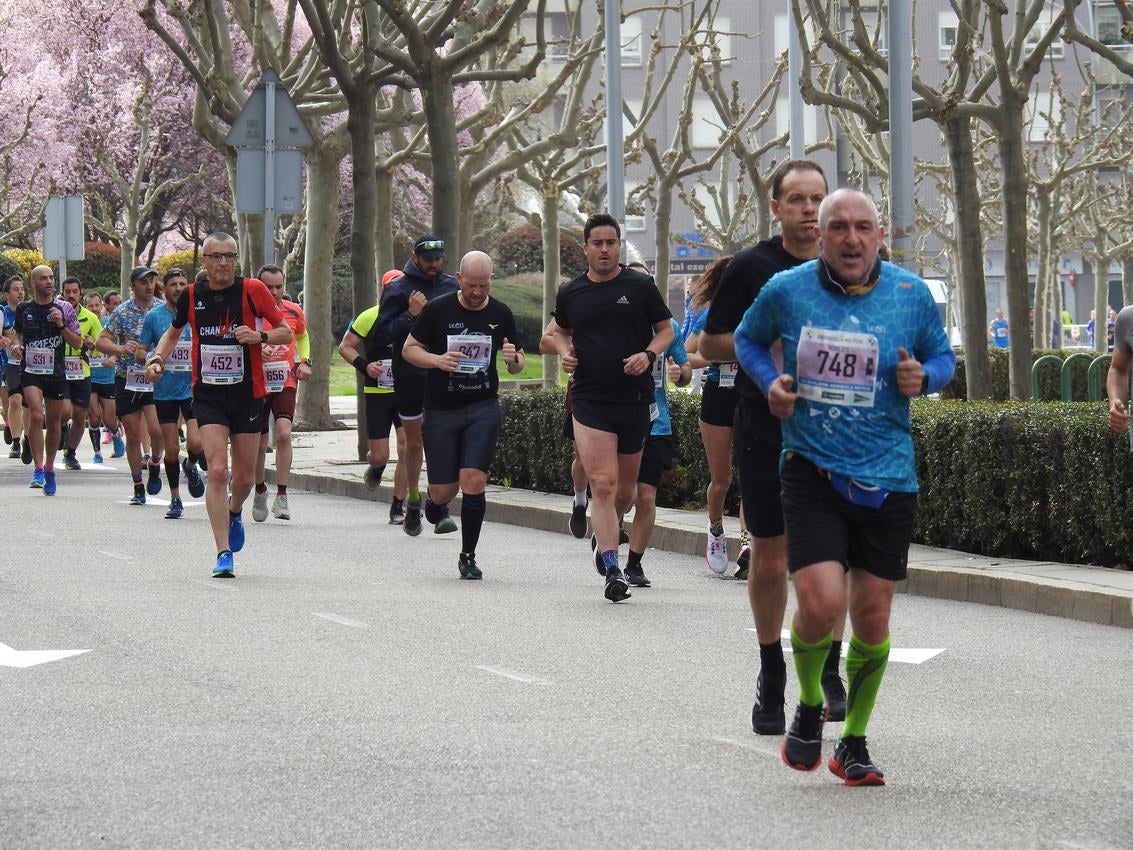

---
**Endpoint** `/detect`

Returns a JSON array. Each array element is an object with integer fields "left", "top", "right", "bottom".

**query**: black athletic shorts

[
  {"left": 194, "top": 392, "right": 266, "bottom": 435},
  {"left": 20, "top": 372, "right": 66, "bottom": 401},
  {"left": 699, "top": 379, "right": 738, "bottom": 428},
  {"left": 4, "top": 364, "right": 23, "bottom": 394},
  {"left": 364, "top": 392, "right": 402, "bottom": 440},
  {"left": 561, "top": 381, "right": 575, "bottom": 441},
  {"left": 637, "top": 434, "right": 674, "bottom": 488},
  {"left": 90, "top": 380, "right": 117, "bottom": 401},
  {"left": 780, "top": 454, "right": 917, "bottom": 582},
  {"left": 64, "top": 377, "right": 92, "bottom": 408},
  {"left": 733, "top": 397, "right": 785, "bottom": 539},
  {"left": 422, "top": 398, "right": 501, "bottom": 484},
  {"left": 261, "top": 386, "right": 297, "bottom": 433},
  {"left": 155, "top": 397, "right": 194, "bottom": 426},
  {"left": 571, "top": 398, "right": 650, "bottom": 455},
  {"left": 114, "top": 376, "right": 155, "bottom": 417},
  {"left": 394, "top": 375, "right": 425, "bottom": 420}
]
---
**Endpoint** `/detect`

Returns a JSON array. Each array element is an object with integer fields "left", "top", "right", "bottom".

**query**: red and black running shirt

[{"left": 172, "top": 277, "right": 283, "bottom": 399}]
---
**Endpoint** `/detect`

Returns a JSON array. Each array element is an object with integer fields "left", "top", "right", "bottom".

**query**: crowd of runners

[{"left": 2, "top": 160, "right": 967, "bottom": 787}]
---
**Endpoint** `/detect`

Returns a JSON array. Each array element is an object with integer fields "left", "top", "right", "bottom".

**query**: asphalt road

[{"left": 2, "top": 459, "right": 1131, "bottom": 849}]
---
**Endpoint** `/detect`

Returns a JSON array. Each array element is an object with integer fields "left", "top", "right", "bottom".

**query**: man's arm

[
  {"left": 403, "top": 331, "right": 461, "bottom": 373},
  {"left": 338, "top": 328, "right": 385, "bottom": 381},
  {"left": 698, "top": 330, "right": 735, "bottom": 363},
  {"left": 143, "top": 324, "right": 183, "bottom": 381},
  {"left": 1107, "top": 346, "right": 1131, "bottom": 433}
]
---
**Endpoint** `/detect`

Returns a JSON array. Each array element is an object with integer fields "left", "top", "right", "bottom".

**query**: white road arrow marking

[
  {"left": 743, "top": 629, "right": 946, "bottom": 665},
  {"left": 0, "top": 642, "right": 90, "bottom": 669},
  {"left": 476, "top": 665, "right": 554, "bottom": 685},
  {"left": 312, "top": 612, "right": 368, "bottom": 628}
]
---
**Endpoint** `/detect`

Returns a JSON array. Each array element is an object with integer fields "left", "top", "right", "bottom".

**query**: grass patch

[{"left": 328, "top": 352, "right": 544, "bottom": 396}]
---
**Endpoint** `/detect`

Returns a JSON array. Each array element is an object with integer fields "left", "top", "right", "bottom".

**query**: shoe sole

[
  {"left": 212, "top": 571, "right": 235, "bottom": 579},
  {"left": 389, "top": 516, "right": 405, "bottom": 525},
  {"left": 459, "top": 572, "right": 483, "bottom": 580},
  {"left": 603, "top": 578, "right": 631, "bottom": 602},
  {"left": 434, "top": 520, "right": 458, "bottom": 534},
  {"left": 273, "top": 512, "right": 290, "bottom": 520},
  {"left": 404, "top": 522, "right": 422, "bottom": 537},
  {"left": 568, "top": 513, "right": 587, "bottom": 539},
  {"left": 828, "top": 758, "right": 885, "bottom": 786},
  {"left": 165, "top": 514, "right": 182, "bottom": 519},
  {"left": 781, "top": 741, "right": 823, "bottom": 771},
  {"left": 625, "top": 576, "right": 651, "bottom": 588}
]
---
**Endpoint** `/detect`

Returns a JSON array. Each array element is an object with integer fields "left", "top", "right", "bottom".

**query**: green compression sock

[
  {"left": 843, "top": 633, "right": 891, "bottom": 738},
  {"left": 790, "top": 625, "right": 832, "bottom": 708}
]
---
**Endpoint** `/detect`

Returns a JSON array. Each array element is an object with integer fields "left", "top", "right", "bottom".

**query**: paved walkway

[{"left": 269, "top": 396, "right": 1133, "bottom": 629}]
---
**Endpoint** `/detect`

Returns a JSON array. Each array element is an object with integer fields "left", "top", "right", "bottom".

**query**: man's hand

[
  {"left": 120, "top": 340, "right": 139, "bottom": 357},
  {"left": 1109, "top": 398, "right": 1130, "bottom": 434},
  {"left": 768, "top": 373, "right": 798, "bottom": 419},
  {"left": 501, "top": 337, "right": 518, "bottom": 366},
  {"left": 145, "top": 361, "right": 163, "bottom": 382},
  {"left": 896, "top": 347, "right": 924, "bottom": 397},
  {"left": 233, "top": 324, "right": 261, "bottom": 345},
  {"left": 408, "top": 290, "right": 427, "bottom": 318},
  {"left": 562, "top": 345, "right": 577, "bottom": 374},
  {"left": 364, "top": 361, "right": 384, "bottom": 380},
  {"left": 48, "top": 307, "right": 63, "bottom": 327},
  {"left": 623, "top": 351, "right": 651, "bottom": 376},
  {"left": 435, "top": 350, "right": 463, "bottom": 372},
  {"left": 295, "top": 361, "right": 312, "bottom": 381},
  {"left": 667, "top": 357, "right": 681, "bottom": 383},
  {"left": 82, "top": 334, "right": 96, "bottom": 350}
]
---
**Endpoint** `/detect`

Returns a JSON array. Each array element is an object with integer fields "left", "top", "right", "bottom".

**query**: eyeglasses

[
  {"left": 415, "top": 240, "right": 444, "bottom": 253},
  {"left": 203, "top": 252, "right": 238, "bottom": 262}
]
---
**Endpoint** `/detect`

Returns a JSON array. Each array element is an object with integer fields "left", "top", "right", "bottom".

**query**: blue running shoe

[
  {"left": 29, "top": 469, "right": 45, "bottom": 488},
  {"left": 92, "top": 452, "right": 103, "bottom": 465},
  {"left": 164, "top": 497, "right": 183, "bottom": 519},
  {"left": 213, "top": 550, "right": 235, "bottom": 578},
  {"left": 228, "top": 511, "right": 245, "bottom": 552},
  {"left": 43, "top": 470, "right": 57, "bottom": 496},
  {"left": 111, "top": 434, "right": 125, "bottom": 458},
  {"left": 146, "top": 463, "right": 162, "bottom": 495},
  {"left": 129, "top": 490, "right": 146, "bottom": 506}
]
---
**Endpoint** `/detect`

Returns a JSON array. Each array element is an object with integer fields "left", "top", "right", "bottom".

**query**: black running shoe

[
  {"left": 590, "top": 535, "right": 604, "bottom": 575},
  {"left": 624, "top": 563, "right": 651, "bottom": 587},
  {"left": 404, "top": 496, "right": 422, "bottom": 536},
  {"left": 603, "top": 565, "right": 631, "bottom": 602},
  {"left": 568, "top": 502, "right": 587, "bottom": 538},
  {"left": 781, "top": 702, "right": 826, "bottom": 771},
  {"left": 823, "top": 670, "right": 847, "bottom": 723},
  {"left": 3, "top": 425, "right": 11, "bottom": 445},
  {"left": 58, "top": 422, "right": 70, "bottom": 452},
  {"left": 735, "top": 541, "right": 751, "bottom": 580},
  {"left": 363, "top": 465, "right": 382, "bottom": 491},
  {"left": 751, "top": 669, "right": 787, "bottom": 735},
  {"left": 829, "top": 736, "right": 885, "bottom": 786},
  {"left": 7, "top": 441, "right": 18, "bottom": 459},
  {"left": 389, "top": 497, "right": 405, "bottom": 525},
  {"left": 458, "top": 552, "right": 482, "bottom": 580},
  {"left": 21, "top": 436, "right": 32, "bottom": 464}
]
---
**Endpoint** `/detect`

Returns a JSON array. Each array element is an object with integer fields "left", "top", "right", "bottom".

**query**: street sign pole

[
  {"left": 44, "top": 195, "right": 85, "bottom": 283},
  {"left": 264, "top": 75, "right": 277, "bottom": 267}
]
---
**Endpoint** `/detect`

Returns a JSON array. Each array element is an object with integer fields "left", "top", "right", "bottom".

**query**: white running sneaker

[
  {"left": 252, "top": 490, "right": 269, "bottom": 522},
  {"left": 272, "top": 494, "right": 290, "bottom": 520},
  {"left": 706, "top": 525, "right": 729, "bottom": 574}
]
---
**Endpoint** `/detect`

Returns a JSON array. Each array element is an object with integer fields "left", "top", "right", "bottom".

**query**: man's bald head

[
  {"left": 460, "top": 250, "right": 493, "bottom": 278},
  {"left": 457, "top": 250, "right": 494, "bottom": 310}
]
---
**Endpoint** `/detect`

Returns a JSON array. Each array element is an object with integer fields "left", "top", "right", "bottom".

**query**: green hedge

[
  {"left": 942, "top": 347, "right": 1107, "bottom": 401},
  {"left": 492, "top": 389, "right": 1130, "bottom": 567}
]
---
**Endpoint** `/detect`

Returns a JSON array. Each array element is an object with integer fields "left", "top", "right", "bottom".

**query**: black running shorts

[
  {"left": 571, "top": 398, "right": 650, "bottom": 456},
  {"left": 421, "top": 398, "right": 501, "bottom": 484},
  {"left": 194, "top": 392, "right": 266, "bottom": 435},
  {"left": 637, "top": 434, "right": 674, "bottom": 488},
  {"left": 699, "top": 379, "right": 738, "bottom": 428},
  {"left": 733, "top": 397, "right": 785, "bottom": 539},
  {"left": 155, "top": 397, "right": 194, "bottom": 426},
  {"left": 364, "top": 392, "right": 402, "bottom": 440}
]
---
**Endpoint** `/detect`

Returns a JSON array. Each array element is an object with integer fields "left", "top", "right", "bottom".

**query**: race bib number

[
  {"left": 374, "top": 358, "right": 394, "bottom": 390},
  {"left": 796, "top": 326, "right": 878, "bottom": 407},
  {"left": 25, "top": 346, "right": 54, "bottom": 375},
  {"left": 262, "top": 358, "right": 289, "bottom": 394},
  {"left": 996, "top": 326, "right": 1007, "bottom": 338},
  {"left": 718, "top": 362, "right": 738, "bottom": 389},
  {"left": 167, "top": 338, "right": 193, "bottom": 373},
  {"left": 652, "top": 357, "right": 665, "bottom": 389},
  {"left": 447, "top": 333, "right": 491, "bottom": 375},
  {"left": 200, "top": 344, "right": 245, "bottom": 385},
  {"left": 65, "top": 355, "right": 84, "bottom": 381},
  {"left": 89, "top": 351, "right": 108, "bottom": 369},
  {"left": 124, "top": 362, "right": 153, "bottom": 393},
  {"left": 649, "top": 402, "right": 659, "bottom": 422}
]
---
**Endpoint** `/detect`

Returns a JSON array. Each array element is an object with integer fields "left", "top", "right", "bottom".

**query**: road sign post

[{"left": 44, "top": 195, "right": 85, "bottom": 281}]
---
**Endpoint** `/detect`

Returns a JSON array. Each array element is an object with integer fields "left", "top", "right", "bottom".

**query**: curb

[{"left": 269, "top": 465, "right": 1133, "bottom": 630}]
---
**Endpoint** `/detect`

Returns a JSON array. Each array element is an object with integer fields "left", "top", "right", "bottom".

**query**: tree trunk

[
  {"left": 1095, "top": 247, "right": 1110, "bottom": 354},
  {"left": 376, "top": 167, "right": 395, "bottom": 277},
  {"left": 421, "top": 69, "right": 461, "bottom": 258},
  {"left": 348, "top": 85, "right": 379, "bottom": 460},
  {"left": 295, "top": 146, "right": 341, "bottom": 430},
  {"left": 458, "top": 172, "right": 476, "bottom": 258},
  {"left": 653, "top": 179, "right": 674, "bottom": 302},
  {"left": 996, "top": 105, "right": 1032, "bottom": 399},
  {"left": 541, "top": 185, "right": 561, "bottom": 387},
  {"left": 944, "top": 115, "right": 992, "bottom": 399},
  {"left": 1034, "top": 191, "right": 1054, "bottom": 350},
  {"left": 118, "top": 215, "right": 137, "bottom": 296}
]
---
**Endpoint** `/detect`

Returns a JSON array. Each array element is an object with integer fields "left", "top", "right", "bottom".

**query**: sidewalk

[{"left": 270, "top": 396, "right": 1133, "bottom": 630}]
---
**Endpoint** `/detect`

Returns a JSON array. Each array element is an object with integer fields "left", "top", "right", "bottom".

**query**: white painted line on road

[
  {"left": 71, "top": 465, "right": 119, "bottom": 472},
  {"left": 476, "top": 665, "right": 554, "bottom": 685},
  {"left": 709, "top": 736, "right": 779, "bottom": 759},
  {"left": 743, "top": 629, "right": 946, "bottom": 665},
  {"left": 196, "top": 579, "right": 238, "bottom": 592},
  {"left": 0, "top": 641, "right": 90, "bottom": 669},
  {"left": 98, "top": 550, "right": 131, "bottom": 561},
  {"left": 312, "top": 612, "right": 369, "bottom": 628},
  {"left": 1057, "top": 841, "right": 1123, "bottom": 850}
]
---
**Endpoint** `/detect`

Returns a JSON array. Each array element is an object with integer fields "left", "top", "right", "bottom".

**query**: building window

[
  {"left": 1024, "top": 8, "right": 1064, "bottom": 59},
  {"left": 1026, "top": 89, "right": 1061, "bottom": 142},
  {"left": 691, "top": 99, "right": 721, "bottom": 149},
  {"left": 695, "top": 16, "right": 732, "bottom": 66},
  {"left": 621, "top": 16, "right": 643, "bottom": 67},
  {"left": 939, "top": 11, "right": 959, "bottom": 60},
  {"left": 625, "top": 182, "right": 646, "bottom": 232}
]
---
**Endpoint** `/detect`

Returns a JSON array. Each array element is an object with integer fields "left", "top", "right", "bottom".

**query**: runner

[
  {"left": 734, "top": 187, "right": 955, "bottom": 785},
  {"left": 553, "top": 213, "right": 674, "bottom": 603},
  {"left": 145, "top": 232, "right": 293, "bottom": 578},
  {"left": 377, "top": 235, "right": 459, "bottom": 536},
  {"left": 89, "top": 291, "right": 125, "bottom": 461},
  {"left": 58, "top": 277, "right": 102, "bottom": 470},
  {"left": 338, "top": 270, "right": 409, "bottom": 523},
  {"left": 252, "top": 264, "right": 311, "bottom": 523},
  {"left": 12, "top": 265, "right": 82, "bottom": 494},
  {"left": 699, "top": 159, "right": 848, "bottom": 730},
  {"left": 3, "top": 275, "right": 27, "bottom": 462},
  {"left": 539, "top": 317, "right": 592, "bottom": 539},
  {"left": 97, "top": 267, "right": 163, "bottom": 504},
  {"left": 401, "top": 250, "right": 524, "bottom": 579},
  {"left": 623, "top": 317, "right": 691, "bottom": 587},
  {"left": 140, "top": 267, "right": 205, "bottom": 519}
]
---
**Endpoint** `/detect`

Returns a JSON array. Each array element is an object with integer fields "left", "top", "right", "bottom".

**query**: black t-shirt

[
  {"left": 703, "top": 235, "right": 809, "bottom": 441},
  {"left": 409, "top": 292, "right": 521, "bottom": 410},
  {"left": 554, "top": 268, "right": 672, "bottom": 405},
  {"left": 16, "top": 299, "right": 75, "bottom": 380}
]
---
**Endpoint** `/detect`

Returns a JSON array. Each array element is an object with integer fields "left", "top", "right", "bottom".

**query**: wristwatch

[
  {"left": 645, "top": 350, "right": 657, "bottom": 365},
  {"left": 260, "top": 331, "right": 268, "bottom": 344}
]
